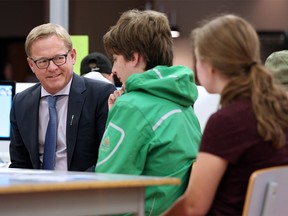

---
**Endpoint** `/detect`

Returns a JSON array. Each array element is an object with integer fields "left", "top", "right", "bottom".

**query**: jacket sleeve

[
  {"left": 9, "top": 94, "right": 34, "bottom": 169},
  {"left": 95, "top": 101, "right": 152, "bottom": 174}
]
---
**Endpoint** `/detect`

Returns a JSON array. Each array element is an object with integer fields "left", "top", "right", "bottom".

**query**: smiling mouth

[{"left": 47, "top": 74, "right": 61, "bottom": 79}]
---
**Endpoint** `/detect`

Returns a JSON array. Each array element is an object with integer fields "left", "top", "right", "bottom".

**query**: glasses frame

[{"left": 30, "top": 50, "right": 71, "bottom": 69}]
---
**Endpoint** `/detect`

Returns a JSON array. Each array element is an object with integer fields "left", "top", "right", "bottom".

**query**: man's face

[{"left": 27, "top": 35, "right": 76, "bottom": 95}]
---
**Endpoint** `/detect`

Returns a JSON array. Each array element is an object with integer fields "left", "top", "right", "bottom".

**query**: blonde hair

[
  {"left": 25, "top": 23, "right": 72, "bottom": 57},
  {"left": 192, "top": 14, "right": 288, "bottom": 148}
]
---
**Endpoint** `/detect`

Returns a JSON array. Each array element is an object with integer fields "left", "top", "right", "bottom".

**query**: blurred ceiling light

[
  {"left": 146, "top": 2, "right": 180, "bottom": 38},
  {"left": 171, "top": 26, "right": 180, "bottom": 38},
  {"left": 170, "top": 10, "right": 180, "bottom": 38}
]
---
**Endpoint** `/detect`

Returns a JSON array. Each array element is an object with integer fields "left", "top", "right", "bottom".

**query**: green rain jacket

[{"left": 96, "top": 65, "right": 201, "bottom": 215}]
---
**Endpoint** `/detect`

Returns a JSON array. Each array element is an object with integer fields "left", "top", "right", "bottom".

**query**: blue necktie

[{"left": 42, "top": 95, "right": 58, "bottom": 170}]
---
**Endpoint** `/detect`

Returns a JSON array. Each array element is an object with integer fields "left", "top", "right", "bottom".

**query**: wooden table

[{"left": 0, "top": 168, "right": 180, "bottom": 216}]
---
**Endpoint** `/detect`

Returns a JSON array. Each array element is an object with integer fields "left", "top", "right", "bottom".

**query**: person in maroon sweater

[{"left": 164, "top": 14, "right": 288, "bottom": 216}]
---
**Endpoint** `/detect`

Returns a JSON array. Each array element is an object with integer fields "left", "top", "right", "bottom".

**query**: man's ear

[
  {"left": 27, "top": 58, "right": 35, "bottom": 73},
  {"left": 70, "top": 48, "right": 77, "bottom": 65}
]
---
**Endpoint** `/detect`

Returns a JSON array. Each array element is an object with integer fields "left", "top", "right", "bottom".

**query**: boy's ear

[
  {"left": 131, "top": 52, "right": 140, "bottom": 66},
  {"left": 131, "top": 52, "right": 146, "bottom": 72}
]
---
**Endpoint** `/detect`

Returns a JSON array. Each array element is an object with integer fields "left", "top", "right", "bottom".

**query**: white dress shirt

[{"left": 39, "top": 78, "right": 72, "bottom": 170}]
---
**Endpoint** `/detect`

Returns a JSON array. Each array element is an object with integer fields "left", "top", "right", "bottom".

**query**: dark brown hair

[{"left": 103, "top": 9, "right": 173, "bottom": 70}]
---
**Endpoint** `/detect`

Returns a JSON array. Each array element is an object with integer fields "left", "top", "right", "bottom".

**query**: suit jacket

[{"left": 9, "top": 73, "right": 116, "bottom": 171}]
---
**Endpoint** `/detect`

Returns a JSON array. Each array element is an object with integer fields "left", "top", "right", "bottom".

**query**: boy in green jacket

[{"left": 96, "top": 9, "right": 201, "bottom": 216}]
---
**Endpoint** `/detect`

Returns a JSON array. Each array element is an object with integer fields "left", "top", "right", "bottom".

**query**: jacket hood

[{"left": 125, "top": 65, "right": 198, "bottom": 107}]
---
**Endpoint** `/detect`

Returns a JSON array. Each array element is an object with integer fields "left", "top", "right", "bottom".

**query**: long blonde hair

[{"left": 192, "top": 14, "right": 288, "bottom": 148}]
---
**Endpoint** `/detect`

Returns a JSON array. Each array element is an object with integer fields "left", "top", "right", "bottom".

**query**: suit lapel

[{"left": 66, "top": 74, "right": 86, "bottom": 169}]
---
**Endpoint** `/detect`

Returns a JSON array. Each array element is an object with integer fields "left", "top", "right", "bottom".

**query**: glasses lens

[
  {"left": 53, "top": 55, "right": 67, "bottom": 66},
  {"left": 36, "top": 59, "right": 49, "bottom": 69}
]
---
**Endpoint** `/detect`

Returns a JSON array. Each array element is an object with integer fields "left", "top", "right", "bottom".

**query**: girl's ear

[
  {"left": 211, "top": 66, "right": 217, "bottom": 75},
  {"left": 205, "top": 60, "right": 215, "bottom": 75}
]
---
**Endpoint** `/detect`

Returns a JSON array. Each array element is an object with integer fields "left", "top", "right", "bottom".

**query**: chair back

[{"left": 242, "top": 165, "right": 288, "bottom": 216}]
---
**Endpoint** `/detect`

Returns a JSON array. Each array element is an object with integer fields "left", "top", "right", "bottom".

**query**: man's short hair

[
  {"left": 80, "top": 52, "right": 112, "bottom": 76},
  {"left": 265, "top": 50, "right": 288, "bottom": 88}
]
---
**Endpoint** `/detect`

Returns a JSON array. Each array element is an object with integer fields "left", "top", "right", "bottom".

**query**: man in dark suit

[{"left": 9, "top": 23, "right": 115, "bottom": 171}]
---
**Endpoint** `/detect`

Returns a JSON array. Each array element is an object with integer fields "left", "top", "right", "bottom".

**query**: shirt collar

[{"left": 41, "top": 76, "right": 72, "bottom": 98}]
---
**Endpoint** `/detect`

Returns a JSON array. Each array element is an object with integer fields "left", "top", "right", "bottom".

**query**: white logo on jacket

[{"left": 97, "top": 122, "right": 125, "bottom": 167}]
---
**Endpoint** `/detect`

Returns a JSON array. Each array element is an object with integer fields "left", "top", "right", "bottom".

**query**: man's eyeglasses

[{"left": 30, "top": 50, "right": 71, "bottom": 69}]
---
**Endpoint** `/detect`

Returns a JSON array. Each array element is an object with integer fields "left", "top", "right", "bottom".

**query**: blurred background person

[
  {"left": 80, "top": 52, "right": 114, "bottom": 84},
  {"left": 265, "top": 50, "right": 288, "bottom": 89}
]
